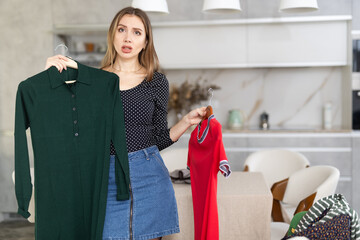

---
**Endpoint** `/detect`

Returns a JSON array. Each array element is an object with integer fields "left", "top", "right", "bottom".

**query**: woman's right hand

[{"left": 45, "top": 55, "right": 72, "bottom": 72}]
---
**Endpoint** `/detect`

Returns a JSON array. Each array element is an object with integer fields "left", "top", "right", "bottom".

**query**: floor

[{"left": 0, "top": 220, "right": 34, "bottom": 240}]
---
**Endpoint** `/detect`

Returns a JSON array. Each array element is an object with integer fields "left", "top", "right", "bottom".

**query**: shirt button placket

[{"left": 71, "top": 86, "right": 79, "bottom": 138}]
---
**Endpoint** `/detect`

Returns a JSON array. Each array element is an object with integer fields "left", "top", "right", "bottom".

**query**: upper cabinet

[
  {"left": 53, "top": 15, "right": 351, "bottom": 69},
  {"left": 247, "top": 18, "right": 349, "bottom": 67},
  {"left": 152, "top": 22, "right": 248, "bottom": 69}
]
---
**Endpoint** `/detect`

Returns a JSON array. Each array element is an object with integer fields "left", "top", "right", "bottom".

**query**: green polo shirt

[{"left": 14, "top": 62, "right": 129, "bottom": 240}]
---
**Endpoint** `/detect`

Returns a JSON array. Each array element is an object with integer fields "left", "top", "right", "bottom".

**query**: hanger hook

[
  {"left": 208, "top": 88, "right": 214, "bottom": 106},
  {"left": 54, "top": 44, "right": 69, "bottom": 56}
]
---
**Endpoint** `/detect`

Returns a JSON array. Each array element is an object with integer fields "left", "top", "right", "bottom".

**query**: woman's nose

[{"left": 124, "top": 33, "right": 132, "bottom": 43}]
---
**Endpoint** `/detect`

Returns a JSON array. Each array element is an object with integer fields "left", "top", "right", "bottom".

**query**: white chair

[
  {"left": 12, "top": 168, "right": 35, "bottom": 223},
  {"left": 160, "top": 148, "right": 188, "bottom": 173},
  {"left": 286, "top": 237, "right": 310, "bottom": 240},
  {"left": 243, "top": 149, "right": 310, "bottom": 188},
  {"left": 272, "top": 165, "right": 340, "bottom": 223},
  {"left": 271, "top": 222, "right": 291, "bottom": 240},
  {"left": 270, "top": 222, "right": 312, "bottom": 240}
]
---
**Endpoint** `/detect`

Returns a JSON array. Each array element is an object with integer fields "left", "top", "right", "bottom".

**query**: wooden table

[{"left": 163, "top": 172, "right": 272, "bottom": 240}]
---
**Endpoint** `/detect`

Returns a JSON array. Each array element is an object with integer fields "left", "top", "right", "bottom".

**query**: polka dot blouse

[{"left": 110, "top": 72, "right": 174, "bottom": 154}]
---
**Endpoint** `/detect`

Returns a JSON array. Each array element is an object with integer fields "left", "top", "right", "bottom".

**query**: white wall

[{"left": 0, "top": 0, "right": 53, "bottom": 214}]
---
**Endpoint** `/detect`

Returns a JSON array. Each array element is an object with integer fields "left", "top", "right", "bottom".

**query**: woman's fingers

[
  {"left": 45, "top": 60, "right": 61, "bottom": 72},
  {"left": 59, "top": 58, "right": 68, "bottom": 71},
  {"left": 192, "top": 107, "right": 206, "bottom": 119},
  {"left": 199, "top": 107, "right": 207, "bottom": 116},
  {"left": 55, "top": 62, "right": 65, "bottom": 72},
  {"left": 45, "top": 56, "right": 57, "bottom": 70},
  {"left": 56, "top": 55, "right": 70, "bottom": 62},
  {"left": 186, "top": 107, "right": 207, "bottom": 125},
  {"left": 56, "top": 54, "right": 67, "bottom": 59},
  {"left": 45, "top": 55, "right": 69, "bottom": 72},
  {"left": 54, "top": 55, "right": 68, "bottom": 72}
]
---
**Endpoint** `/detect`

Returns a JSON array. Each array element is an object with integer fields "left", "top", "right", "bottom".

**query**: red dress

[{"left": 187, "top": 115, "right": 231, "bottom": 240}]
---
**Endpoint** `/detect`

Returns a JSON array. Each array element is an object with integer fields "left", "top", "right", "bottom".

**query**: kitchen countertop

[
  {"left": 222, "top": 128, "right": 353, "bottom": 133},
  {"left": 183, "top": 127, "right": 353, "bottom": 135}
]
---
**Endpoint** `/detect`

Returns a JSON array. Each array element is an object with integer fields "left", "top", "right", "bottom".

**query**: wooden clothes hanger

[
  {"left": 204, "top": 106, "right": 213, "bottom": 119},
  {"left": 203, "top": 88, "right": 214, "bottom": 120},
  {"left": 54, "top": 44, "right": 78, "bottom": 84}
]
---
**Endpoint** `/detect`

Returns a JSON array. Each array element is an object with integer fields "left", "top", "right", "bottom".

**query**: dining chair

[
  {"left": 271, "top": 216, "right": 311, "bottom": 240},
  {"left": 12, "top": 168, "right": 35, "bottom": 223},
  {"left": 160, "top": 147, "right": 188, "bottom": 173},
  {"left": 271, "top": 221, "right": 291, "bottom": 240},
  {"left": 271, "top": 165, "right": 340, "bottom": 223},
  {"left": 243, "top": 149, "right": 310, "bottom": 188}
]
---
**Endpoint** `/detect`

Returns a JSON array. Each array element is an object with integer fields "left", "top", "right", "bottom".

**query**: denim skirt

[{"left": 102, "top": 145, "right": 179, "bottom": 240}]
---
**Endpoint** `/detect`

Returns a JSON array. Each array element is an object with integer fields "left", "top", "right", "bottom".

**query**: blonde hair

[{"left": 101, "top": 7, "right": 159, "bottom": 82}]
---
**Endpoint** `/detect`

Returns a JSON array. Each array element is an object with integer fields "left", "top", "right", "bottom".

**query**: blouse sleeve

[
  {"left": 14, "top": 81, "right": 34, "bottom": 218},
  {"left": 110, "top": 77, "right": 130, "bottom": 201},
  {"left": 152, "top": 74, "right": 175, "bottom": 151}
]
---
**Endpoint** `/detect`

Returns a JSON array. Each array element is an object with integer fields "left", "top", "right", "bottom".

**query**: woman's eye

[
  {"left": 134, "top": 31, "right": 141, "bottom": 36},
  {"left": 118, "top": 28, "right": 125, "bottom": 32}
]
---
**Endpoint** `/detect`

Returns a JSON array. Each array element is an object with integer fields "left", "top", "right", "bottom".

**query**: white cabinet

[
  {"left": 248, "top": 20, "right": 348, "bottom": 67},
  {"left": 53, "top": 15, "right": 351, "bottom": 69},
  {"left": 153, "top": 23, "right": 248, "bottom": 69},
  {"left": 152, "top": 16, "right": 351, "bottom": 69}
]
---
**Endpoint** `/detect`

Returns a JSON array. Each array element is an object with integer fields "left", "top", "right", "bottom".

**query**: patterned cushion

[{"left": 283, "top": 214, "right": 351, "bottom": 240}]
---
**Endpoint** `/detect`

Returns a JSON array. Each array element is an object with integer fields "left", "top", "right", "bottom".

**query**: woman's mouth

[{"left": 122, "top": 46, "right": 132, "bottom": 53}]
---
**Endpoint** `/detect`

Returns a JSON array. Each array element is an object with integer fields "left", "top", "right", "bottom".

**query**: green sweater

[{"left": 14, "top": 63, "right": 129, "bottom": 240}]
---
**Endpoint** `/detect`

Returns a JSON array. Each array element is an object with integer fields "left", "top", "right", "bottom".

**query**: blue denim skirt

[{"left": 103, "top": 145, "right": 179, "bottom": 240}]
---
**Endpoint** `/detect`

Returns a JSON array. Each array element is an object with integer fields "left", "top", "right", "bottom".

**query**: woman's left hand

[
  {"left": 183, "top": 107, "right": 207, "bottom": 126},
  {"left": 169, "top": 107, "right": 207, "bottom": 142}
]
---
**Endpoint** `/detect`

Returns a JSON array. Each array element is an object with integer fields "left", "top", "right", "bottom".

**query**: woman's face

[{"left": 114, "top": 14, "right": 147, "bottom": 61}]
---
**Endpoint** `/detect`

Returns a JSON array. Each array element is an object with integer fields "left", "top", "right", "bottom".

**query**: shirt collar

[
  {"left": 197, "top": 114, "right": 215, "bottom": 143},
  {"left": 48, "top": 61, "right": 93, "bottom": 88}
]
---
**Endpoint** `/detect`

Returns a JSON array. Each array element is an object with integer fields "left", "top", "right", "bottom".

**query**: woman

[{"left": 45, "top": 7, "right": 206, "bottom": 240}]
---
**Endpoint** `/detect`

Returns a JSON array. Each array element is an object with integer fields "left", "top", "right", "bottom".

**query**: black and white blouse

[{"left": 110, "top": 72, "right": 174, "bottom": 154}]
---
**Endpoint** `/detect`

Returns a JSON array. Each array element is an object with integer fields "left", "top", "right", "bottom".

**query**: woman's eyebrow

[{"left": 117, "top": 24, "right": 143, "bottom": 32}]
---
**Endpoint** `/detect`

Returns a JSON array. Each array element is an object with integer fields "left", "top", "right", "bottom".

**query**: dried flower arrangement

[{"left": 168, "top": 76, "right": 220, "bottom": 119}]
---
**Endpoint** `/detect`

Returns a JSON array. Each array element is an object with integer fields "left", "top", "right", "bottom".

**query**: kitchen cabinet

[
  {"left": 166, "top": 131, "right": 358, "bottom": 213},
  {"left": 53, "top": 15, "right": 351, "bottom": 69},
  {"left": 247, "top": 19, "right": 348, "bottom": 67},
  {"left": 154, "top": 16, "right": 350, "bottom": 69},
  {"left": 152, "top": 22, "right": 248, "bottom": 69}
]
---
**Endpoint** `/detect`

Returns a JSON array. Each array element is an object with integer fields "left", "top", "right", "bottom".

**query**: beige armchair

[
  {"left": 243, "top": 149, "right": 310, "bottom": 188},
  {"left": 271, "top": 165, "right": 340, "bottom": 223}
]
